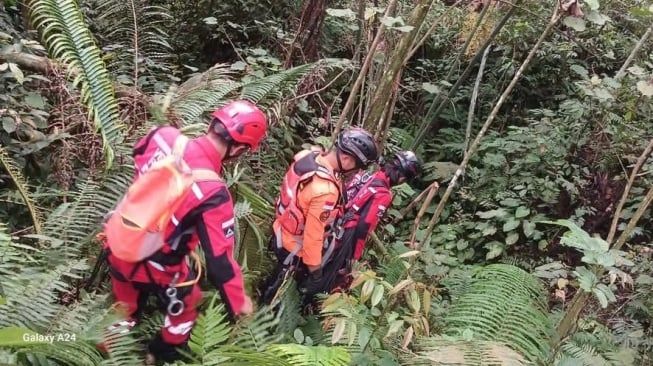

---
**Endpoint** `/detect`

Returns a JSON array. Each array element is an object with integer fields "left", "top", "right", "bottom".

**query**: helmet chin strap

[{"left": 336, "top": 149, "right": 360, "bottom": 174}]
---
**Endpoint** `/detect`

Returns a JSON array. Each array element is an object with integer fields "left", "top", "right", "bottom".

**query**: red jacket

[
  {"left": 106, "top": 126, "right": 246, "bottom": 316},
  {"left": 342, "top": 170, "right": 393, "bottom": 260}
]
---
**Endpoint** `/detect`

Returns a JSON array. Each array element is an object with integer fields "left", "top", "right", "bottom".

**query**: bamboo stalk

[
  {"left": 411, "top": 0, "right": 520, "bottom": 149},
  {"left": 332, "top": 0, "right": 398, "bottom": 140},
  {"left": 607, "top": 138, "right": 653, "bottom": 243},
  {"left": 417, "top": 3, "right": 563, "bottom": 249},
  {"left": 362, "top": 0, "right": 434, "bottom": 131},
  {"left": 616, "top": 24, "right": 653, "bottom": 80},
  {"left": 464, "top": 45, "right": 491, "bottom": 156},
  {"left": 408, "top": 182, "right": 440, "bottom": 248}
]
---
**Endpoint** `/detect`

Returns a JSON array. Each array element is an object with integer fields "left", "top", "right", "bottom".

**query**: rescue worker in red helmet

[
  {"left": 260, "top": 128, "right": 379, "bottom": 304},
  {"left": 309, "top": 150, "right": 422, "bottom": 296},
  {"left": 103, "top": 100, "right": 267, "bottom": 363}
]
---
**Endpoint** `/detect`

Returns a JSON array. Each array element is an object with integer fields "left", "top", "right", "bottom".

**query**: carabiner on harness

[{"left": 165, "top": 273, "right": 185, "bottom": 316}]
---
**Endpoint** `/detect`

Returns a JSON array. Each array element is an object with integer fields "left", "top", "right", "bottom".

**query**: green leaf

[
  {"left": 203, "top": 16, "right": 217, "bottom": 25},
  {"left": 231, "top": 61, "right": 248, "bottom": 71},
  {"left": 586, "top": 11, "right": 609, "bottom": 25},
  {"left": 422, "top": 82, "right": 440, "bottom": 94},
  {"left": 395, "top": 25, "right": 415, "bottom": 32},
  {"left": 563, "top": 16, "right": 586, "bottom": 31},
  {"left": 8, "top": 63, "right": 24, "bottom": 84},
  {"left": 371, "top": 284, "right": 384, "bottom": 307},
  {"left": 593, "top": 287, "right": 608, "bottom": 308},
  {"left": 2, "top": 117, "right": 16, "bottom": 133},
  {"left": 584, "top": 0, "right": 600, "bottom": 11},
  {"left": 575, "top": 267, "right": 597, "bottom": 291},
  {"left": 503, "top": 219, "right": 520, "bottom": 232},
  {"left": 326, "top": 8, "right": 356, "bottom": 19},
  {"left": 332, "top": 318, "right": 346, "bottom": 344},
  {"left": 636, "top": 80, "right": 653, "bottom": 97},
  {"left": 380, "top": 16, "right": 403, "bottom": 27},
  {"left": 506, "top": 232, "right": 519, "bottom": 246},
  {"left": 358, "top": 327, "right": 371, "bottom": 349},
  {"left": 636, "top": 274, "right": 653, "bottom": 285},
  {"left": 570, "top": 64, "right": 589, "bottom": 78},
  {"left": 386, "top": 320, "right": 404, "bottom": 337},
  {"left": 477, "top": 209, "right": 508, "bottom": 219},
  {"left": 485, "top": 241, "right": 504, "bottom": 259},
  {"left": 24, "top": 93, "right": 46, "bottom": 109},
  {"left": 482, "top": 225, "right": 497, "bottom": 236},
  {"left": 293, "top": 328, "right": 305, "bottom": 344},
  {"left": 515, "top": 206, "right": 530, "bottom": 218},
  {"left": 523, "top": 220, "right": 536, "bottom": 238}
]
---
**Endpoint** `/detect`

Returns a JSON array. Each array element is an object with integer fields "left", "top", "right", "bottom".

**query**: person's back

[{"left": 102, "top": 100, "right": 268, "bottom": 363}]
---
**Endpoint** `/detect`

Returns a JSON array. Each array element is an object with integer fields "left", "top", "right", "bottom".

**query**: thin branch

[
  {"left": 289, "top": 69, "right": 349, "bottom": 101},
  {"left": 408, "top": 181, "right": 440, "bottom": 248},
  {"left": 406, "top": 0, "right": 465, "bottom": 60},
  {"left": 411, "top": 0, "right": 521, "bottom": 149},
  {"left": 418, "top": 2, "right": 562, "bottom": 249},
  {"left": 607, "top": 138, "right": 653, "bottom": 243},
  {"left": 464, "top": 45, "right": 491, "bottom": 156},
  {"left": 613, "top": 185, "right": 653, "bottom": 251},
  {"left": 332, "top": 0, "right": 398, "bottom": 140},
  {"left": 616, "top": 24, "right": 653, "bottom": 80},
  {"left": 129, "top": 0, "right": 139, "bottom": 85}
]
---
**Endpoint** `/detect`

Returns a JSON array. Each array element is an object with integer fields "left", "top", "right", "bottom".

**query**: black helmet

[
  {"left": 394, "top": 150, "right": 422, "bottom": 181},
  {"left": 335, "top": 128, "right": 378, "bottom": 167}
]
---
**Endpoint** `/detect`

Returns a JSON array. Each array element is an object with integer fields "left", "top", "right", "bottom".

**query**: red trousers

[{"left": 111, "top": 275, "right": 202, "bottom": 346}]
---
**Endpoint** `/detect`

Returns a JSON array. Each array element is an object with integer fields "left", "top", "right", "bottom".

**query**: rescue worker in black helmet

[{"left": 260, "top": 128, "right": 379, "bottom": 304}]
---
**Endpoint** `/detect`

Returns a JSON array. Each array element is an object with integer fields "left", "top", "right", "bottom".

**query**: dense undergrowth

[{"left": 1, "top": 0, "right": 653, "bottom": 365}]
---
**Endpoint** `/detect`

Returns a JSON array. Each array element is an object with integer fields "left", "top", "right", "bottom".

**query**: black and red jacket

[{"left": 105, "top": 126, "right": 247, "bottom": 316}]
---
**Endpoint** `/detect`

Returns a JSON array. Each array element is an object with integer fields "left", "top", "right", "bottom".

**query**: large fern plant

[
  {"left": 442, "top": 264, "right": 555, "bottom": 364},
  {"left": 29, "top": 0, "right": 125, "bottom": 166}
]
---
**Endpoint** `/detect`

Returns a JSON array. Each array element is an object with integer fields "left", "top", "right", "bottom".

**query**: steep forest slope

[{"left": 1, "top": 0, "right": 653, "bottom": 365}]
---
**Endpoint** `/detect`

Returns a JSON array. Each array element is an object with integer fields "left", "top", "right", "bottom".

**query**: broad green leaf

[
  {"left": 371, "top": 284, "right": 384, "bottom": 307},
  {"left": 477, "top": 209, "right": 507, "bottom": 219},
  {"left": 586, "top": 11, "right": 609, "bottom": 25},
  {"left": 503, "top": 219, "right": 520, "bottom": 232},
  {"left": 347, "top": 321, "right": 357, "bottom": 346},
  {"left": 637, "top": 80, "right": 653, "bottom": 97},
  {"left": 386, "top": 320, "right": 404, "bottom": 337},
  {"left": 482, "top": 226, "right": 497, "bottom": 236},
  {"left": 2, "top": 117, "right": 16, "bottom": 133},
  {"left": 570, "top": 64, "right": 589, "bottom": 78},
  {"left": 575, "top": 267, "right": 597, "bottom": 291},
  {"left": 293, "top": 328, "right": 304, "bottom": 344},
  {"left": 395, "top": 25, "right": 415, "bottom": 32},
  {"left": 331, "top": 318, "right": 347, "bottom": 344},
  {"left": 515, "top": 206, "right": 530, "bottom": 218},
  {"left": 380, "top": 16, "right": 403, "bottom": 27},
  {"left": 361, "top": 278, "right": 376, "bottom": 303},
  {"left": 203, "top": 17, "right": 217, "bottom": 25},
  {"left": 24, "top": 93, "right": 46, "bottom": 109},
  {"left": 523, "top": 220, "right": 536, "bottom": 238},
  {"left": 506, "top": 232, "right": 519, "bottom": 246},
  {"left": 231, "top": 61, "right": 248, "bottom": 71},
  {"left": 563, "top": 16, "right": 586, "bottom": 31},
  {"left": 627, "top": 66, "right": 646, "bottom": 76},
  {"left": 358, "top": 327, "right": 371, "bottom": 349},
  {"left": 407, "top": 289, "right": 421, "bottom": 313},
  {"left": 485, "top": 241, "right": 504, "bottom": 260},
  {"left": 422, "top": 82, "right": 440, "bottom": 94},
  {"left": 398, "top": 250, "right": 420, "bottom": 258},
  {"left": 326, "top": 8, "right": 356, "bottom": 19},
  {"left": 584, "top": 0, "right": 600, "bottom": 10},
  {"left": 593, "top": 287, "right": 608, "bottom": 307},
  {"left": 8, "top": 63, "right": 24, "bottom": 84},
  {"left": 389, "top": 279, "right": 413, "bottom": 295},
  {"left": 636, "top": 274, "right": 653, "bottom": 285}
]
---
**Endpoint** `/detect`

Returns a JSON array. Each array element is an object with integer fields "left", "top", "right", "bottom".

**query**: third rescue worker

[
  {"left": 261, "top": 128, "right": 379, "bottom": 303},
  {"left": 321, "top": 151, "right": 423, "bottom": 293}
]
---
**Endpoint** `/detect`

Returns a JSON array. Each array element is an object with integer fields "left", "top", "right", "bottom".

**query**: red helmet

[{"left": 210, "top": 100, "right": 268, "bottom": 151}]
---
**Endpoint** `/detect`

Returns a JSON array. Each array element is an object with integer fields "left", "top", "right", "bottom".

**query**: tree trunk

[
  {"left": 362, "top": 0, "right": 433, "bottom": 132},
  {"left": 284, "top": 0, "right": 331, "bottom": 68}
]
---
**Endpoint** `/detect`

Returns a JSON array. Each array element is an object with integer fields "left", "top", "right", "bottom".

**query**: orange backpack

[{"left": 103, "top": 135, "right": 221, "bottom": 263}]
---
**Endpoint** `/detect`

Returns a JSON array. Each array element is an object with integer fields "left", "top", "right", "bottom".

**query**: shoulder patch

[{"left": 222, "top": 217, "right": 235, "bottom": 238}]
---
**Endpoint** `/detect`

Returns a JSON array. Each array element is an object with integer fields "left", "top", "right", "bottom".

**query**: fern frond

[
  {"left": 93, "top": 0, "right": 173, "bottom": 88},
  {"left": 443, "top": 264, "right": 554, "bottom": 363},
  {"left": 0, "top": 146, "right": 42, "bottom": 233},
  {"left": 230, "top": 306, "right": 284, "bottom": 352},
  {"left": 30, "top": 0, "right": 125, "bottom": 165},
  {"left": 404, "top": 337, "right": 531, "bottom": 366},
  {"left": 188, "top": 298, "right": 232, "bottom": 364},
  {"left": 267, "top": 343, "right": 351, "bottom": 366}
]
